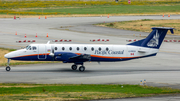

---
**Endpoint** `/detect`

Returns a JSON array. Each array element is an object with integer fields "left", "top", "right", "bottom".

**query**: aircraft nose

[{"left": 4, "top": 53, "right": 10, "bottom": 59}]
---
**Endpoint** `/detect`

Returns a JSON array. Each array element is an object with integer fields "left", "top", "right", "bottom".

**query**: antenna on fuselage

[{"left": 47, "top": 41, "right": 50, "bottom": 44}]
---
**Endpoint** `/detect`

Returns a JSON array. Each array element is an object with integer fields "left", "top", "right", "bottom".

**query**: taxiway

[{"left": 0, "top": 15, "right": 180, "bottom": 89}]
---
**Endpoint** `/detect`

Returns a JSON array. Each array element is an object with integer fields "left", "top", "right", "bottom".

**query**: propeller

[{"left": 49, "top": 45, "right": 55, "bottom": 61}]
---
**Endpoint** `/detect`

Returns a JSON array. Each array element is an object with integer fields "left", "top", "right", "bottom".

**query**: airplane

[{"left": 4, "top": 27, "right": 174, "bottom": 72}]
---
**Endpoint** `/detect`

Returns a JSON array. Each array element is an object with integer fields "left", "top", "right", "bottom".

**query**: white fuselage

[{"left": 4, "top": 44, "right": 159, "bottom": 62}]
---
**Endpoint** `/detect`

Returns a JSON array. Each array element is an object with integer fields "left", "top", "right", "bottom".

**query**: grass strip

[
  {"left": 0, "top": 84, "right": 180, "bottom": 100},
  {"left": 1, "top": 0, "right": 180, "bottom": 16},
  {"left": 96, "top": 19, "right": 180, "bottom": 35},
  {"left": 0, "top": 47, "right": 16, "bottom": 52},
  {"left": 1, "top": 5, "right": 180, "bottom": 15},
  {"left": 0, "top": 0, "right": 180, "bottom": 9}
]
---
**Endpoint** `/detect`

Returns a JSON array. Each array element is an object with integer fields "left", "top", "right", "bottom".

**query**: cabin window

[
  {"left": 32, "top": 46, "right": 37, "bottom": 50},
  {"left": 55, "top": 47, "right": 57, "bottom": 50},
  {"left": 91, "top": 47, "right": 94, "bottom": 51},
  {"left": 62, "top": 47, "right": 65, "bottom": 51},
  {"left": 106, "top": 47, "right": 109, "bottom": 51},
  {"left": 69, "top": 47, "right": 72, "bottom": 51},
  {"left": 99, "top": 47, "right": 101, "bottom": 51},
  {"left": 77, "top": 47, "right": 79, "bottom": 51},
  {"left": 84, "top": 47, "right": 87, "bottom": 51}
]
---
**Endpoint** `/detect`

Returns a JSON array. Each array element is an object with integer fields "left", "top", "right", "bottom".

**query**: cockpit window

[
  {"left": 32, "top": 46, "right": 37, "bottom": 50},
  {"left": 26, "top": 45, "right": 31, "bottom": 50}
]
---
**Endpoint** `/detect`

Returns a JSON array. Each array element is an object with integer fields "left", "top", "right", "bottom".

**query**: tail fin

[{"left": 128, "top": 27, "right": 174, "bottom": 49}]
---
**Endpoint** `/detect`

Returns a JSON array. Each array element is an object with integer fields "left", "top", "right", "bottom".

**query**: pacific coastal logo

[
  {"left": 94, "top": 50, "right": 124, "bottom": 55},
  {"left": 147, "top": 30, "right": 159, "bottom": 47}
]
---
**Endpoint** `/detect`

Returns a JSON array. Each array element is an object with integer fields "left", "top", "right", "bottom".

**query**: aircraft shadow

[{"left": 7, "top": 68, "right": 180, "bottom": 73}]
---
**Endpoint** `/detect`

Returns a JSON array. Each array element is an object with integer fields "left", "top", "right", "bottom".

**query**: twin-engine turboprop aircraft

[{"left": 4, "top": 27, "right": 174, "bottom": 72}]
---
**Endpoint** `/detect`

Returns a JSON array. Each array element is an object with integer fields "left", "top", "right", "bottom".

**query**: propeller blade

[{"left": 50, "top": 45, "right": 55, "bottom": 61}]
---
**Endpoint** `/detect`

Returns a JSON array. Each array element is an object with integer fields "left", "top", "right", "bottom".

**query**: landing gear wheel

[
  {"left": 71, "top": 65, "right": 77, "bottom": 70},
  {"left": 79, "top": 66, "right": 85, "bottom": 72},
  {"left": 6, "top": 66, "right": 11, "bottom": 71}
]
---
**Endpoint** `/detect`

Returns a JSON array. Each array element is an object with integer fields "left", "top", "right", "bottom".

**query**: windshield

[{"left": 26, "top": 45, "right": 31, "bottom": 50}]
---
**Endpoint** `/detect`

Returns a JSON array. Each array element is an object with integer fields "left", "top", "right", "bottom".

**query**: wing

[
  {"left": 54, "top": 52, "right": 91, "bottom": 63},
  {"left": 69, "top": 54, "right": 91, "bottom": 61}
]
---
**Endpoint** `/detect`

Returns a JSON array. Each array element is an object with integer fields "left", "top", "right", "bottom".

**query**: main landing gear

[
  {"left": 71, "top": 65, "right": 77, "bottom": 70},
  {"left": 6, "top": 59, "right": 11, "bottom": 71},
  {"left": 79, "top": 66, "right": 85, "bottom": 72},
  {"left": 71, "top": 64, "right": 85, "bottom": 72}
]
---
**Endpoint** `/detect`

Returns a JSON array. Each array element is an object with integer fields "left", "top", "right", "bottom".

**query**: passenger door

[{"left": 38, "top": 45, "right": 46, "bottom": 59}]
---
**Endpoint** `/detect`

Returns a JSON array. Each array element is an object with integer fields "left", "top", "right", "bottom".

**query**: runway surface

[
  {"left": 0, "top": 15, "right": 180, "bottom": 100},
  {"left": 0, "top": 15, "right": 180, "bottom": 49},
  {"left": 0, "top": 51, "right": 180, "bottom": 87}
]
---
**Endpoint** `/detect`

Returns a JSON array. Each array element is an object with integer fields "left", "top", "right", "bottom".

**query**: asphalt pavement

[{"left": 0, "top": 15, "right": 180, "bottom": 100}]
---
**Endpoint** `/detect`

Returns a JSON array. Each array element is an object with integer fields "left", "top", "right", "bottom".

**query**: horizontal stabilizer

[
  {"left": 138, "top": 50, "right": 147, "bottom": 53},
  {"left": 152, "top": 27, "right": 174, "bottom": 34}
]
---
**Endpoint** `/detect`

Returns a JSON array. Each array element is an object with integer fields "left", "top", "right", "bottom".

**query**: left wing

[
  {"left": 54, "top": 52, "right": 91, "bottom": 62},
  {"left": 69, "top": 54, "right": 91, "bottom": 61}
]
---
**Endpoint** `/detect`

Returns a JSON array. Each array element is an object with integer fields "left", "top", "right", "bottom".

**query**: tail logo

[{"left": 147, "top": 30, "right": 159, "bottom": 47}]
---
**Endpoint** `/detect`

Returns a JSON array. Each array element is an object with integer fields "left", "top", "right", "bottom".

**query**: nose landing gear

[
  {"left": 6, "top": 59, "right": 11, "bottom": 71},
  {"left": 6, "top": 66, "right": 11, "bottom": 71}
]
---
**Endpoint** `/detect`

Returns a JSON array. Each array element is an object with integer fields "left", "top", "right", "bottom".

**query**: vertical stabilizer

[{"left": 128, "top": 27, "right": 174, "bottom": 49}]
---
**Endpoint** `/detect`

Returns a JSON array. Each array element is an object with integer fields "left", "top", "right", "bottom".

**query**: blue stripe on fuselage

[
  {"left": 90, "top": 53, "right": 157, "bottom": 62},
  {"left": 9, "top": 53, "right": 157, "bottom": 62},
  {"left": 10, "top": 55, "right": 53, "bottom": 61}
]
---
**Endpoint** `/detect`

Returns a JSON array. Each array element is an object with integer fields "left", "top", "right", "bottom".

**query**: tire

[
  {"left": 79, "top": 66, "right": 85, "bottom": 72},
  {"left": 6, "top": 66, "right": 11, "bottom": 71},
  {"left": 71, "top": 65, "right": 77, "bottom": 70}
]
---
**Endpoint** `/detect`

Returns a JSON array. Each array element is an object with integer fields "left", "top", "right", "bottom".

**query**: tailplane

[{"left": 128, "top": 27, "right": 174, "bottom": 49}]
